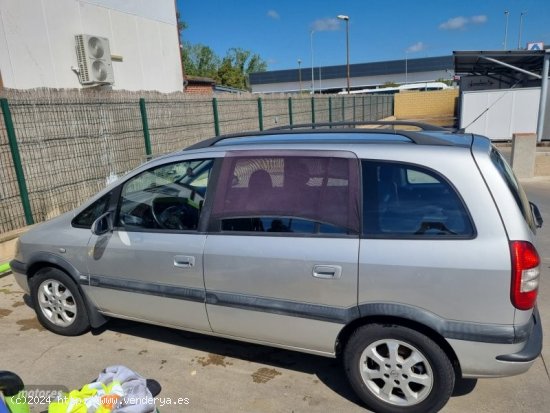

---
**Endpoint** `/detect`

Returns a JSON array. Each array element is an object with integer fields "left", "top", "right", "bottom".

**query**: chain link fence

[{"left": 0, "top": 89, "right": 393, "bottom": 235}]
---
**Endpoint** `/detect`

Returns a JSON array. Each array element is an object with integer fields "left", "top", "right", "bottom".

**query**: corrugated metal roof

[
  {"left": 453, "top": 50, "right": 545, "bottom": 75},
  {"left": 249, "top": 56, "right": 453, "bottom": 85}
]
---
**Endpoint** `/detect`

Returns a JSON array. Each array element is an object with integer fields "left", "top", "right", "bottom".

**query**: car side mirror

[
  {"left": 530, "top": 202, "right": 543, "bottom": 229},
  {"left": 91, "top": 211, "right": 114, "bottom": 236}
]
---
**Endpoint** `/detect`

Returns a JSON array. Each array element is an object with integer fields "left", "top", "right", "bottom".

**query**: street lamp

[
  {"left": 503, "top": 10, "right": 509, "bottom": 50},
  {"left": 298, "top": 59, "right": 302, "bottom": 94},
  {"left": 405, "top": 51, "right": 408, "bottom": 85},
  {"left": 518, "top": 12, "right": 527, "bottom": 49},
  {"left": 337, "top": 14, "right": 350, "bottom": 94},
  {"left": 310, "top": 30, "right": 315, "bottom": 94}
]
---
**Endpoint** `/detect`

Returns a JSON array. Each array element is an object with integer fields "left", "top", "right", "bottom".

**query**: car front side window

[{"left": 117, "top": 159, "right": 214, "bottom": 231}]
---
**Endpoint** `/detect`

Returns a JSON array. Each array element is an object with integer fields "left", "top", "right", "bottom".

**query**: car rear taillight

[{"left": 510, "top": 241, "right": 540, "bottom": 310}]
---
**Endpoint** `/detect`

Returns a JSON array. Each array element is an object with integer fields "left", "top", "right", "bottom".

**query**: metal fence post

[
  {"left": 329, "top": 96, "right": 333, "bottom": 124},
  {"left": 212, "top": 98, "right": 220, "bottom": 136},
  {"left": 257, "top": 97, "right": 264, "bottom": 131},
  {"left": 353, "top": 96, "right": 356, "bottom": 122},
  {"left": 311, "top": 97, "right": 315, "bottom": 124},
  {"left": 362, "top": 96, "right": 365, "bottom": 121},
  {"left": 341, "top": 96, "right": 345, "bottom": 121},
  {"left": 369, "top": 95, "right": 375, "bottom": 120},
  {"left": 139, "top": 98, "right": 152, "bottom": 158},
  {"left": 288, "top": 97, "right": 293, "bottom": 126},
  {"left": 0, "top": 98, "right": 34, "bottom": 225}
]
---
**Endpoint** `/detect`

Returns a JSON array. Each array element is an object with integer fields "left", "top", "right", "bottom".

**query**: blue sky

[{"left": 178, "top": 0, "right": 550, "bottom": 71}]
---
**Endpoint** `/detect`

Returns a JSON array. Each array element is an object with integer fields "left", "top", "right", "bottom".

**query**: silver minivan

[{"left": 11, "top": 122, "right": 543, "bottom": 413}]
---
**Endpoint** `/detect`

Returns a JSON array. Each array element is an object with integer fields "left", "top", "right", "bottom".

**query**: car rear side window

[
  {"left": 490, "top": 148, "right": 536, "bottom": 231},
  {"left": 211, "top": 152, "right": 360, "bottom": 235},
  {"left": 362, "top": 160, "right": 474, "bottom": 238}
]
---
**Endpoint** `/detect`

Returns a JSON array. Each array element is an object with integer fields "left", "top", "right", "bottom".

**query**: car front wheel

[
  {"left": 30, "top": 267, "right": 90, "bottom": 336},
  {"left": 344, "top": 324, "right": 455, "bottom": 413}
]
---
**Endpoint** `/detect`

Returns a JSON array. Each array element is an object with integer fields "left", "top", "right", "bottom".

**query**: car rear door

[{"left": 203, "top": 150, "right": 360, "bottom": 354}]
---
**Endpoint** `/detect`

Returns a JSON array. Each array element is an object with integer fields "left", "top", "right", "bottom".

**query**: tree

[
  {"left": 181, "top": 42, "right": 220, "bottom": 81},
  {"left": 177, "top": 18, "right": 268, "bottom": 90},
  {"left": 217, "top": 48, "right": 267, "bottom": 90}
]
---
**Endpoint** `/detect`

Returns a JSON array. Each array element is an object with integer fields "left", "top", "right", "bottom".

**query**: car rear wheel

[
  {"left": 30, "top": 267, "right": 90, "bottom": 336},
  {"left": 344, "top": 324, "right": 455, "bottom": 413}
]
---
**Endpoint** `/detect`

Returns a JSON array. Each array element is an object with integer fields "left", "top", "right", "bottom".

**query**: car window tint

[
  {"left": 362, "top": 161, "right": 474, "bottom": 238},
  {"left": 221, "top": 217, "right": 350, "bottom": 234},
  {"left": 212, "top": 154, "right": 360, "bottom": 235},
  {"left": 117, "top": 159, "right": 214, "bottom": 231},
  {"left": 72, "top": 192, "right": 112, "bottom": 228}
]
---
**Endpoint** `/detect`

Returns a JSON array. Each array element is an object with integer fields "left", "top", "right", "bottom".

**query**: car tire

[
  {"left": 29, "top": 267, "right": 90, "bottom": 336},
  {"left": 343, "top": 323, "right": 455, "bottom": 413}
]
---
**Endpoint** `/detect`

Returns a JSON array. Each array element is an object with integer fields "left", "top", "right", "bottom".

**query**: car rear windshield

[{"left": 490, "top": 147, "right": 535, "bottom": 232}]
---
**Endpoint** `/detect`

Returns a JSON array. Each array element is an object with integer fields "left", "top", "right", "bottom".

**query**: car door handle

[
  {"left": 312, "top": 265, "right": 342, "bottom": 279},
  {"left": 174, "top": 255, "right": 195, "bottom": 268}
]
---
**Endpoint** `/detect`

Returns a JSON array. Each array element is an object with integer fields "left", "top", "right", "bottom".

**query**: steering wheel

[{"left": 151, "top": 198, "right": 187, "bottom": 230}]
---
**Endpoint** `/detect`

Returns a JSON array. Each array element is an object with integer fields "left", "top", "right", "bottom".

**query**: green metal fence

[{"left": 0, "top": 92, "right": 393, "bottom": 235}]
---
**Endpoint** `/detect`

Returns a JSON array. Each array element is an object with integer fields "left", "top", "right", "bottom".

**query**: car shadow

[
  {"left": 98, "top": 318, "right": 365, "bottom": 407},
  {"left": 21, "top": 292, "right": 477, "bottom": 404},
  {"left": 94, "top": 317, "right": 478, "bottom": 406}
]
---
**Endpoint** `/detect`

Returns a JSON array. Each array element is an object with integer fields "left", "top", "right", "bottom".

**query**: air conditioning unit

[{"left": 75, "top": 34, "right": 114, "bottom": 85}]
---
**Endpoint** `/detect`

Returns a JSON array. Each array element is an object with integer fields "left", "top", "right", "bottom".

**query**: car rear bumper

[
  {"left": 449, "top": 307, "right": 543, "bottom": 378},
  {"left": 496, "top": 307, "right": 543, "bottom": 362}
]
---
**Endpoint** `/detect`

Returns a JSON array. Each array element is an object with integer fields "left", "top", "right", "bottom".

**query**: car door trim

[
  {"left": 84, "top": 274, "right": 530, "bottom": 345},
  {"left": 88, "top": 274, "right": 205, "bottom": 302}
]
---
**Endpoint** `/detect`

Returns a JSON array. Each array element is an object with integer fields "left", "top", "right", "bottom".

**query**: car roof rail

[
  {"left": 185, "top": 121, "right": 462, "bottom": 150},
  {"left": 267, "top": 121, "right": 449, "bottom": 132}
]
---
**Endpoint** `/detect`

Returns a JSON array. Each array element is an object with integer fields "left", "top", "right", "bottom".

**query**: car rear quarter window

[
  {"left": 211, "top": 152, "right": 360, "bottom": 235},
  {"left": 362, "top": 160, "right": 474, "bottom": 238},
  {"left": 489, "top": 148, "right": 536, "bottom": 232}
]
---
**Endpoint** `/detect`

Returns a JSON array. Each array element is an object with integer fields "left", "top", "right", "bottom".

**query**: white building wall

[
  {"left": 460, "top": 87, "right": 545, "bottom": 140},
  {"left": 0, "top": 0, "right": 183, "bottom": 92}
]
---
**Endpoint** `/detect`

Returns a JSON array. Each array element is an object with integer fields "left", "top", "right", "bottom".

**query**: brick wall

[
  {"left": 394, "top": 89, "right": 459, "bottom": 119},
  {"left": 185, "top": 84, "right": 214, "bottom": 95}
]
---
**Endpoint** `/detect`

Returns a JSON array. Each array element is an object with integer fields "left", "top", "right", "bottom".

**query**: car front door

[
  {"left": 85, "top": 156, "right": 218, "bottom": 331},
  {"left": 203, "top": 150, "right": 360, "bottom": 354}
]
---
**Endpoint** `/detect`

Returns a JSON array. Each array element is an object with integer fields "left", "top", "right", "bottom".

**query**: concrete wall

[
  {"left": 394, "top": 89, "right": 459, "bottom": 120},
  {"left": 0, "top": 0, "right": 183, "bottom": 92}
]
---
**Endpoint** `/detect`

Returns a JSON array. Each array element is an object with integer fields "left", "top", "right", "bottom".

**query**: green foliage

[
  {"left": 217, "top": 48, "right": 268, "bottom": 90},
  {"left": 182, "top": 41, "right": 220, "bottom": 80},
  {"left": 177, "top": 17, "right": 267, "bottom": 90},
  {"left": 435, "top": 78, "right": 454, "bottom": 86},
  {"left": 383, "top": 81, "right": 400, "bottom": 88}
]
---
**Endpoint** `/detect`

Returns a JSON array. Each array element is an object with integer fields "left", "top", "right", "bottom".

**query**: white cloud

[
  {"left": 407, "top": 41, "right": 426, "bottom": 53},
  {"left": 439, "top": 15, "right": 488, "bottom": 30},
  {"left": 267, "top": 10, "right": 280, "bottom": 20},
  {"left": 311, "top": 18, "right": 340, "bottom": 32},
  {"left": 439, "top": 16, "right": 469, "bottom": 30},
  {"left": 471, "top": 15, "right": 488, "bottom": 24}
]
